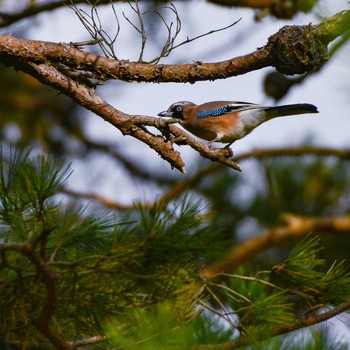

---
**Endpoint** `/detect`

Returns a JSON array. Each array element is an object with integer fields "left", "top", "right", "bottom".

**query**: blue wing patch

[
  {"left": 197, "top": 107, "right": 228, "bottom": 118},
  {"left": 197, "top": 104, "right": 246, "bottom": 118}
]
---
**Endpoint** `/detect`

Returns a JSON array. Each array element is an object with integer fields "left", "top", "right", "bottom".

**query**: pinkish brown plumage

[{"left": 158, "top": 100, "right": 318, "bottom": 147}]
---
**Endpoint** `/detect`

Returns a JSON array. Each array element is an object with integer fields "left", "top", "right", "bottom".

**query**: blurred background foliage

[{"left": 0, "top": 66, "right": 82, "bottom": 155}]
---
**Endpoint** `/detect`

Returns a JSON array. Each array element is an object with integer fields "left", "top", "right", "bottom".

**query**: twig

[
  {"left": 62, "top": 188, "right": 133, "bottom": 211},
  {"left": 84, "top": 1, "right": 238, "bottom": 63},
  {"left": 16, "top": 61, "right": 187, "bottom": 173},
  {"left": 2, "top": 9, "right": 348, "bottom": 82},
  {"left": 148, "top": 3, "right": 182, "bottom": 63},
  {"left": 123, "top": 1, "right": 147, "bottom": 62},
  {"left": 70, "top": 0, "right": 120, "bottom": 59},
  {"left": 170, "top": 18, "right": 242, "bottom": 52},
  {"left": 205, "top": 286, "right": 238, "bottom": 329},
  {"left": 71, "top": 335, "right": 108, "bottom": 348}
]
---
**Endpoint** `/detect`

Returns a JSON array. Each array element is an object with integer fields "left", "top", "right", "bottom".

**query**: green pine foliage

[
  {"left": 246, "top": 327, "right": 349, "bottom": 350},
  {"left": 1, "top": 149, "right": 350, "bottom": 349},
  {"left": 272, "top": 235, "right": 350, "bottom": 305}
]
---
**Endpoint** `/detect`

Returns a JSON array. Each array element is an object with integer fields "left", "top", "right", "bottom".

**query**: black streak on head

[{"left": 168, "top": 101, "right": 192, "bottom": 120}]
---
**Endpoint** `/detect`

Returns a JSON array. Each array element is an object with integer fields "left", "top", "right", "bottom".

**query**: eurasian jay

[{"left": 158, "top": 101, "right": 318, "bottom": 147}]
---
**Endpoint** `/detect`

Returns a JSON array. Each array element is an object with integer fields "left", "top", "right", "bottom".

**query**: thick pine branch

[
  {"left": 0, "top": 11, "right": 349, "bottom": 81},
  {"left": 0, "top": 243, "right": 72, "bottom": 349},
  {"left": 203, "top": 215, "right": 350, "bottom": 277},
  {"left": 193, "top": 299, "right": 350, "bottom": 349},
  {"left": 16, "top": 61, "right": 188, "bottom": 173}
]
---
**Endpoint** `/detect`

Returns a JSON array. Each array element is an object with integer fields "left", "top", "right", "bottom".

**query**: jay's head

[{"left": 158, "top": 101, "right": 195, "bottom": 119}]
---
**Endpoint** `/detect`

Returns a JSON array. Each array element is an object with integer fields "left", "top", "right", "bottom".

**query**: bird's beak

[{"left": 157, "top": 110, "right": 173, "bottom": 117}]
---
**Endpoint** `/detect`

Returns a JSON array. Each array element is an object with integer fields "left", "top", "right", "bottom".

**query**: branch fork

[{"left": 0, "top": 10, "right": 349, "bottom": 173}]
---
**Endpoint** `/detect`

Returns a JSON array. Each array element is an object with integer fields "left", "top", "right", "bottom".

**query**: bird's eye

[{"left": 176, "top": 106, "right": 182, "bottom": 112}]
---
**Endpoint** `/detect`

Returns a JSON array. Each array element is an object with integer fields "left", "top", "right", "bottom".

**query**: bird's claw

[
  {"left": 222, "top": 147, "right": 234, "bottom": 158},
  {"left": 209, "top": 147, "right": 234, "bottom": 158}
]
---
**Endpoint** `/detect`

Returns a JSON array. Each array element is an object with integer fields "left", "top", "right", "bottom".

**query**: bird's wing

[{"left": 196, "top": 101, "right": 267, "bottom": 118}]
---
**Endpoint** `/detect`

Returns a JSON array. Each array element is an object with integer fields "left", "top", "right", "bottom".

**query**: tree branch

[
  {"left": 0, "top": 32, "right": 270, "bottom": 81},
  {"left": 0, "top": 56, "right": 245, "bottom": 172},
  {"left": 1, "top": 11, "right": 348, "bottom": 172},
  {"left": 12, "top": 60, "right": 187, "bottom": 173},
  {"left": 193, "top": 299, "right": 350, "bottom": 349},
  {"left": 60, "top": 146, "right": 350, "bottom": 210},
  {"left": 158, "top": 146, "right": 350, "bottom": 204},
  {"left": 1, "top": 11, "right": 348, "bottom": 83},
  {"left": 203, "top": 214, "right": 350, "bottom": 277},
  {"left": 0, "top": 243, "right": 72, "bottom": 349},
  {"left": 62, "top": 188, "right": 132, "bottom": 211}
]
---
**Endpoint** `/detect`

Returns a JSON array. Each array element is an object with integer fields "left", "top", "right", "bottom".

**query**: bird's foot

[
  {"left": 210, "top": 147, "right": 234, "bottom": 158},
  {"left": 223, "top": 147, "right": 234, "bottom": 158},
  {"left": 223, "top": 144, "right": 234, "bottom": 157}
]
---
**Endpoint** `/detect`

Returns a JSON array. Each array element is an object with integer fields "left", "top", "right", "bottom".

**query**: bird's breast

[{"left": 182, "top": 113, "right": 241, "bottom": 142}]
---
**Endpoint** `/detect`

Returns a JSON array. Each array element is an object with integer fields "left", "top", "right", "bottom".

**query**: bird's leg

[
  {"left": 224, "top": 141, "right": 233, "bottom": 149},
  {"left": 207, "top": 141, "right": 215, "bottom": 149},
  {"left": 207, "top": 134, "right": 220, "bottom": 149}
]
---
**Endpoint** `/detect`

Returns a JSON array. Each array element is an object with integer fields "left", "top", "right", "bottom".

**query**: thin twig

[
  {"left": 205, "top": 286, "right": 238, "bottom": 329},
  {"left": 70, "top": 0, "right": 120, "bottom": 59},
  {"left": 71, "top": 335, "right": 108, "bottom": 348},
  {"left": 171, "top": 18, "right": 242, "bottom": 52},
  {"left": 61, "top": 188, "right": 133, "bottom": 211},
  {"left": 134, "top": 1, "right": 147, "bottom": 62},
  {"left": 147, "top": 3, "right": 182, "bottom": 63}
]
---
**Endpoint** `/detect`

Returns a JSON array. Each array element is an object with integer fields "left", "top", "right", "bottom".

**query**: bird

[{"left": 158, "top": 100, "right": 318, "bottom": 148}]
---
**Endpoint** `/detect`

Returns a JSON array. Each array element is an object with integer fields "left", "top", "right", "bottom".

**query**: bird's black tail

[{"left": 265, "top": 103, "right": 318, "bottom": 118}]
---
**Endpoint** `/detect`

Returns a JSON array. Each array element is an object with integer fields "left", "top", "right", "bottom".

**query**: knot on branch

[{"left": 267, "top": 24, "right": 328, "bottom": 75}]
